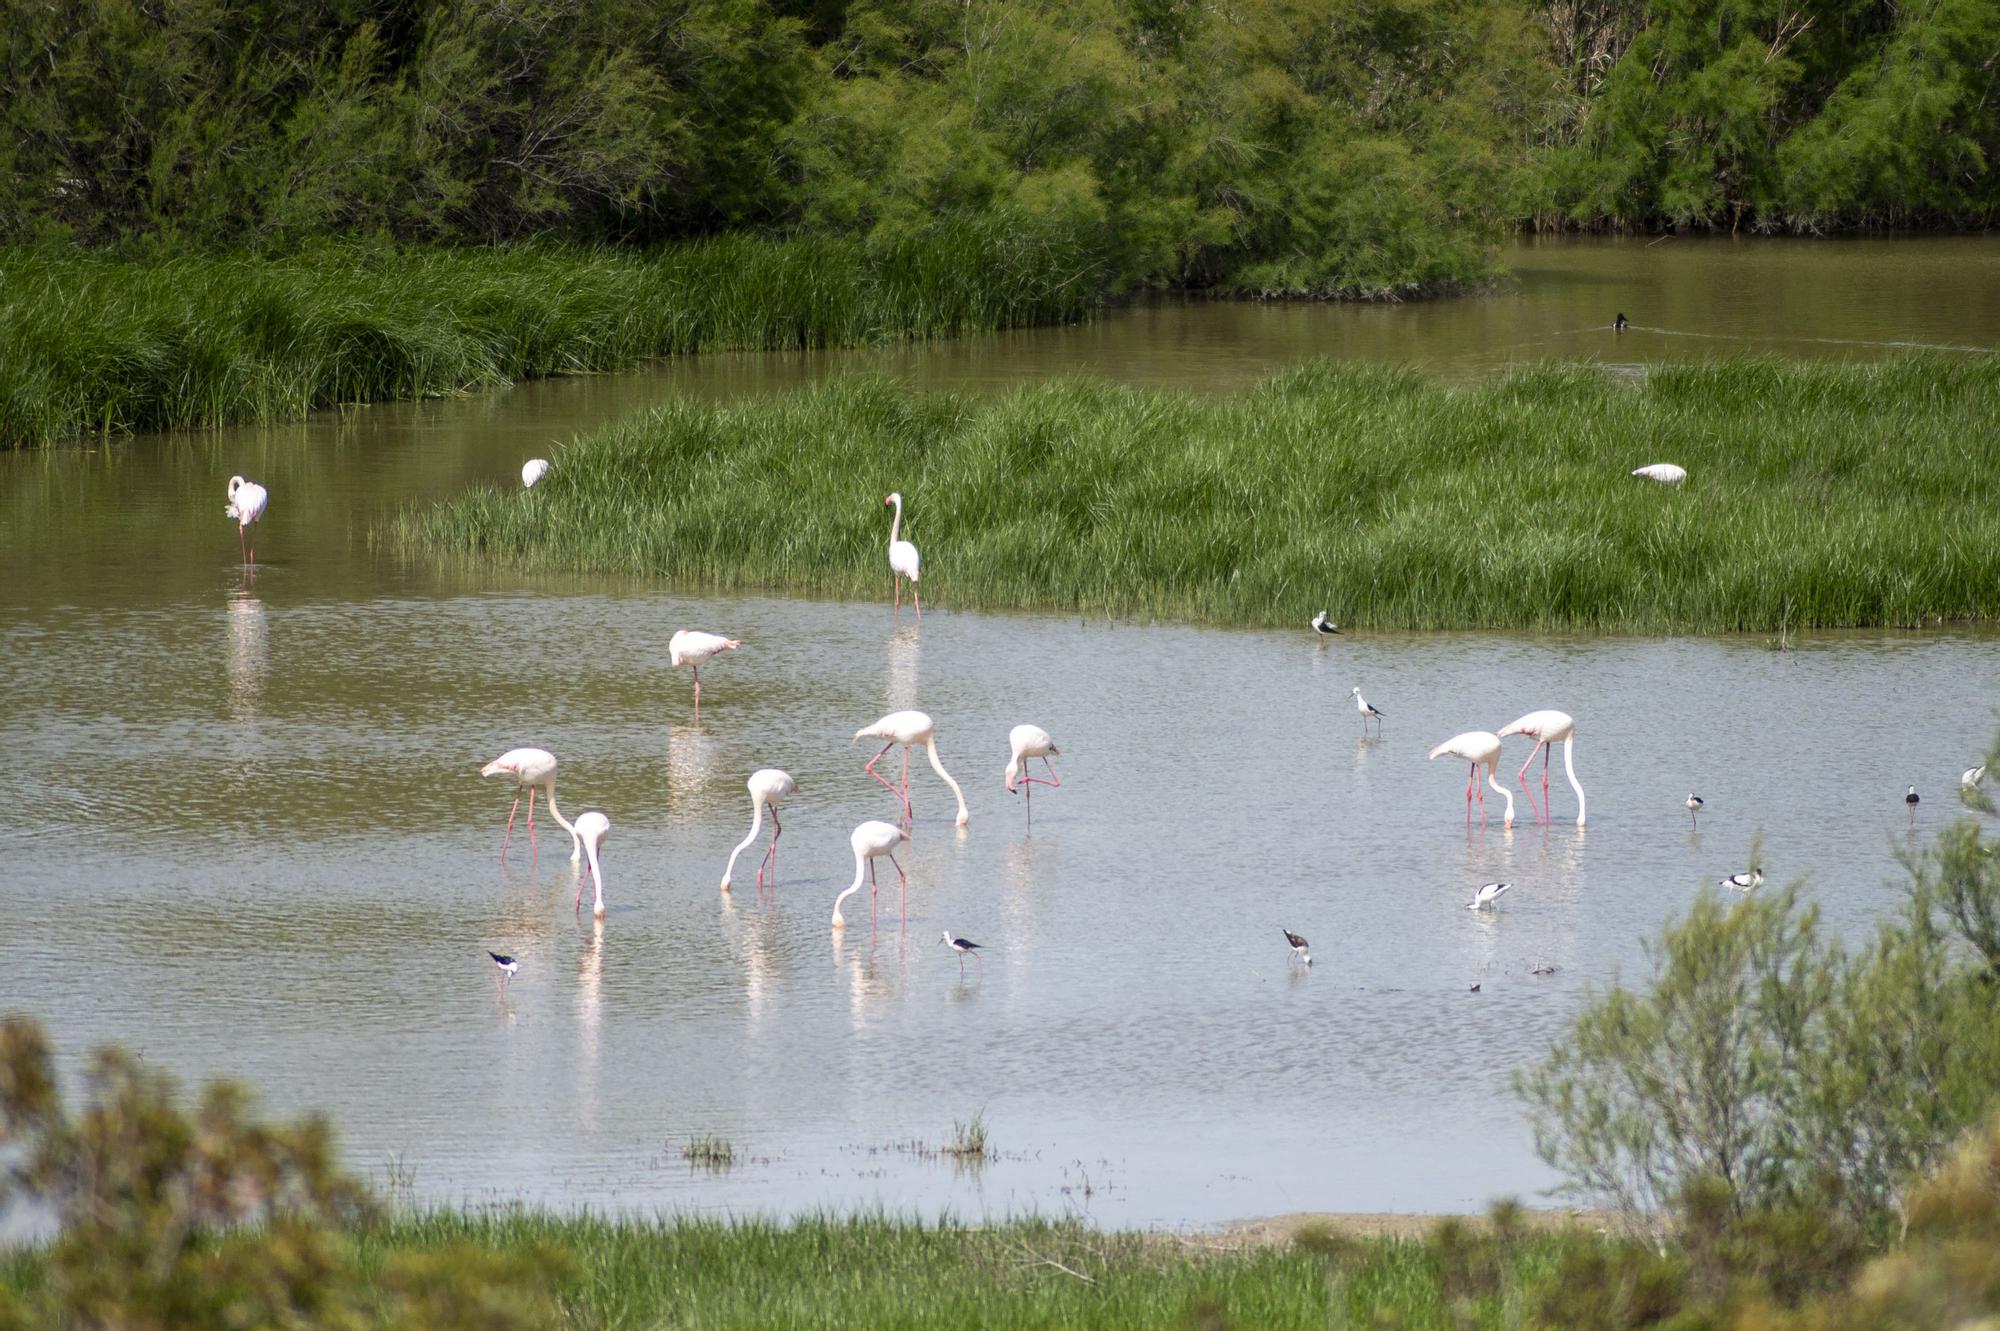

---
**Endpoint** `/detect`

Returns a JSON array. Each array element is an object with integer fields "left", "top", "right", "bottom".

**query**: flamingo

[
  {"left": 720, "top": 769, "right": 798, "bottom": 892},
  {"left": 1351, "top": 687, "right": 1384, "bottom": 732},
  {"left": 832, "top": 820, "right": 909, "bottom": 928},
  {"left": 225, "top": 475, "right": 269, "bottom": 562},
  {"left": 854, "top": 710, "right": 968, "bottom": 829},
  {"left": 521, "top": 459, "right": 550, "bottom": 488},
  {"left": 669, "top": 630, "right": 741, "bottom": 706},
  {"left": 1004, "top": 724, "right": 1061, "bottom": 825},
  {"left": 1282, "top": 928, "right": 1311, "bottom": 967},
  {"left": 574, "top": 811, "right": 610, "bottom": 917},
  {"left": 1427, "top": 731, "right": 1514, "bottom": 829},
  {"left": 1497, "top": 710, "right": 1587, "bottom": 827},
  {"left": 939, "top": 931, "right": 984, "bottom": 977},
  {"left": 884, "top": 492, "right": 922, "bottom": 618},
  {"left": 1686, "top": 793, "right": 1705, "bottom": 828},
  {"left": 1632, "top": 463, "right": 1687, "bottom": 486},
  {"left": 481, "top": 748, "right": 577, "bottom": 860}
]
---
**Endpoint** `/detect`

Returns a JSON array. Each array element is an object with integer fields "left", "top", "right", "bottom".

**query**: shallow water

[{"left": 3, "top": 235, "right": 1998, "bottom": 1228}]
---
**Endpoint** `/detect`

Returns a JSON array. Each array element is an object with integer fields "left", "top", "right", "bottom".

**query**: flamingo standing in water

[
  {"left": 574, "top": 811, "right": 610, "bottom": 917},
  {"left": 854, "top": 710, "right": 969, "bottom": 829},
  {"left": 481, "top": 747, "right": 578, "bottom": 860},
  {"left": 225, "top": 475, "right": 268, "bottom": 563},
  {"left": 1427, "top": 731, "right": 1515, "bottom": 829},
  {"left": 1498, "top": 710, "right": 1587, "bottom": 827},
  {"left": 669, "top": 630, "right": 741, "bottom": 706},
  {"left": 1004, "top": 724, "right": 1061, "bottom": 825},
  {"left": 720, "top": 768, "right": 797, "bottom": 892},
  {"left": 884, "top": 492, "right": 922, "bottom": 618},
  {"left": 832, "top": 820, "right": 909, "bottom": 928}
]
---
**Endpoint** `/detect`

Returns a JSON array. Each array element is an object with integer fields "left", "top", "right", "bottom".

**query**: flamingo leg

[
  {"left": 869, "top": 858, "right": 880, "bottom": 925},
  {"left": 1542, "top": 744, "right": 1552, "bottom": 822},
  {"left": 238, "top": 524, "right": 248, "bottom": 563},
  {"left": 887, "top": 850, "right": 908, "bottom": 925},
  {"left": 525, "top": 786, "right": 538, "bottom": 856},
  {"left": 913, "top": 586, "right": 921, "bottom": 620},
  {"left": 1475, "top": 766, "right": 1488, "bottom": 827},
  {"left": 1464, "top": 764, "right": 1475, "bottom": 823},
  {"left": 501, "top": 791, "right": 523, "bottom": 859},
  {"left": 759, "top": 807, "right": 782, "bottom": 889},
  {"left": 865, "top": 741, "right": 911, "bottom": 826},
  {"left": 900, "top": 746, "right": 913, "bottom": 826},
  {"left": 893, "top": 576, "right": 901, "bottom": 611}
]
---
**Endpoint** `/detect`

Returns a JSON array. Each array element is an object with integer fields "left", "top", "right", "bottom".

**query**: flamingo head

[
  {"left": 884, "top": 492, "right": 901, "bottom": 507},
  {"left": 669, "top": 633, "right": 686, "bottom": 667},
  {"left": 480, "top": 758, "right": 510, "bottom": 778},
  {"left": 227, "top": 475, "right": 246, "bottom": 499},
  {"left": 1004, "top": 757, "right": 1020, "bottom": 792}
]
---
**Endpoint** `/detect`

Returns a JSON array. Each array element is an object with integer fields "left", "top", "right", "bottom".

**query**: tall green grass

[
  {"left": 392, "top": 356, "right": 2000, "bottom": 633},
  {"left": 0, "top": 225, "right": 1102, "bottom": 448}
]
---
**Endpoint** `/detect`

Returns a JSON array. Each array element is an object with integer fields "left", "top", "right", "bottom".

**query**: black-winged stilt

[
  {"left": 1468, "top": 881, "right": 1511, "bottom": 910},
  {"left": 1685, "top": 793, "right": 1704, "bottom": 827},
  {"left": 1906, "top": 785, "right": 1920, "bottom": 825},
  {"left": 1614, "top": 312, "right": 1627, "bottom": 332},
  {"left": 1350, "top": 687, "right": 1384, "bottom": 732},
  {"left": 1964, "top": 764, "right": 1987, "bottom": 788},
  {"left": 1282, "top": 928, "right": 1311, "bottom": 967},
  {"left": 1311, "top": 611, "right": 1341, "bottom": 637},
  {"left": 939, "top": 931, "right": 983, "bottom": 976},
  {"left": 1719, "top": 870, "right": 1762, "bottom": 892},
  {"left": 488, "top": 951, "right": 518, "bottom": 991}
]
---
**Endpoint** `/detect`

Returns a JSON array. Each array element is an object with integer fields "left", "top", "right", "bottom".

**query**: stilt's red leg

[{"left": 501, "top": 792, "right": 522, "bottom": 859}]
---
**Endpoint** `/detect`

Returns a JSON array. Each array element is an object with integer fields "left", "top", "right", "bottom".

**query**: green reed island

[
  {"left": 394, "top": 357, "right": 2000, "bottom": 634},
  {"left": 4, "top": 0, "right": 1996, "bottom": 447}
]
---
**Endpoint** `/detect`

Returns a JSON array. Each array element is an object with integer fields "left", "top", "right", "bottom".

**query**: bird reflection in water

[
  {"left": 224, "top": 589, "right": 267, "bottom": 722},
  {"left": 575, "top": 916, "right": 603, "bottom": 1130}
]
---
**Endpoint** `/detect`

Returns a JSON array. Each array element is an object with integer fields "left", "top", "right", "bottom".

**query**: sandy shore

[{"left": 1191, "top": 1208, "right": 1623, "bottom": 1249}]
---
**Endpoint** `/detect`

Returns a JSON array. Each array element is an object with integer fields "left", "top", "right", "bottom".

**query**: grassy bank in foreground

[
  {"left": 394, "top": 357, "right": 2000, "bottom": 633},
  {"left": 0, "top": 227, "right": 1098, "bottom": 448}
]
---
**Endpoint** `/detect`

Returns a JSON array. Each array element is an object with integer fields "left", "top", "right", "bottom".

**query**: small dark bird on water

[
  {"left": 939, "top": 931, "right": 984, "bottom": 977},
  {"left": 488, "top": 952, "right": 518, "bottom": 993},
  {"left": 1907, "top": 784, "right": 1920, "bottom": 826},
  {"left": 1311, "top": 611, "right": 1341, "bottom": 637},
  {"left": 1614, "top": 312, "right": 1628, "bottom": 332},
  {"left": 1685, "top": 793, "right": 1704, "bottom": 828},
  {"left": 1469, "top": 983, "right": 1482, "bottom": 993},
  {"left": 1282, "top": 928, "right": 1312, "bottom": 967}
]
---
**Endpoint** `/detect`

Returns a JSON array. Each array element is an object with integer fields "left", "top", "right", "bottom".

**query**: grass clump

[
  {"left": 681, "top": 1135, "right": 737, "bottom": 1169},
  {"left": 394, "top": 355, "right": 2000, "bottom": 633},
  {"left": 0, "top": 227, "right": 1100, "bottom": 448},
  {"left": 945, "top": 1113, "right": 992, "bottom": 1163}
]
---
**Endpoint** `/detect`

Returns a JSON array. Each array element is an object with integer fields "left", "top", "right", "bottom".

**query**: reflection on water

[{"left": 224, "top": 590, "right": 266, "bottom": 721}]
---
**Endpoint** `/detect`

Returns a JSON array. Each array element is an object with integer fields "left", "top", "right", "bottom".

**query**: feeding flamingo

[
  {"left": 854, "top": 710, "right": 969, "bottom": 829},
  {"left": 481, "top": 747, "right": 578, "bottom": 860},
  {"left": 1426, "top": 731, "right": 1515, "bottom": 829},
  {"left": 884, "top": 492, "right": 922, "bottom": 618},
  {"left": 669, "top": 630, "right": 742, "bottom": 706},
  {"left": 521, "top": 459, "right": 550, "bottom": 488},
  {"left": 1631, "top": 463, "right": 1687, "bottom": 486},
  {"left": 832, "top": 820, "right": 910, "bottom": 928},
  {"left": 1004, "top": 724, "right": 1061, "bottom": 824},
  {"left": 574, "top": 811, "right": 610, "bottom": 917},
  {"left": 1497, "top": 710, "right": 1587, "bottom": 827},
  {"left": 720, "top": 768, "right": 798, "bottom": 892},
  {"left": 225, "top": 475, "right": 269, "bottom": 562}
]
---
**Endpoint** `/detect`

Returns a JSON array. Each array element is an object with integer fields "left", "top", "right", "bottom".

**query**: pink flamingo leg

[
  {"left": 900, "top": 747, "right": 913, "bottom": 827},
  {"left": 887, "top": 850, "right": 908, "bottom": 925},
  {"left": 865, "top": 742, "right": 912, "bottom": 825},
  {"left": 1475, "top": 765, "right": 1488, "bottom": 827},
  {"left": 869, "top": 859, "right": 880, "bottom": 925},
  {"left": 501, "top": 791, "right": 523, "bottom": 859},
  {"left": 525, "top": 786, "right": 538, "bottom": 856},
  {"left": 893, "top": 577, "right": 901, "bottom": 611},
  {"left": 1514, "top": 745, "right": 1545, "bottom": 824},
  {"left": 1464, "top": 764, "right": 1475, "bottom": 824},
  {"left": 238, "top": 524, "right": 248, "bottom": 563},
  {"left": 758, "top": 808, "right": 782, "bottom": 889},
  {"left": 1542, "top": 744, "right": 1553, "bottom": 822},
  {"left": 913, "top": 587, "right": 921, "bottom": 620}
]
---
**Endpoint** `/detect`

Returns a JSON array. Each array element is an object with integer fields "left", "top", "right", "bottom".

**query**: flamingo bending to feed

[
  {"left": 832, "top": 820, "right": 910, "bottom": 928},
  {"left": 574, "top": 811, "right": 610, "bottom": 917},
  {"left": 1004, "top": 724, "right": 1061, "bottom": 824},
  {"left": 720, "top": 768, "right": 798, "bottom": 892},
  {"left": 521, "top": 459, "right": 550, "bottom": 488},
  {"left": 1427, "top": 731, "right": 1515, "bottom": 829},
  {"left": 854, "top": 710, "right": 969, "bottom": 829},
  {"left": 225, "top": 475, "right": 269, "bottom": 562},
  {"left": 884, "top": 492, "right": 922, "bottom": 618},
  {"left": 1632, "top": 463, "right": 1687, "bottom": 486},
  {"left": 669, "top": 630, "right": 742, "bottom": 705},
  {"left": 1497, "top": 710, "right": 1587, "bottom": 827},
  {"left": 481, "top": 747, "right": 578, "bottom": 860}
]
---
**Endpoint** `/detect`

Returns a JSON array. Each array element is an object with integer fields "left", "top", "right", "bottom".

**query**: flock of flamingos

[{"left": 222, "top": 462, "right": 1970, "bottom": 984}]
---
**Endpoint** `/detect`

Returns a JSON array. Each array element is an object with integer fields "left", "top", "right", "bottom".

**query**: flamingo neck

[
  {"left": 927, "top": 740, "right": 969, "bottom": 827},
  {"left": 1004, "top": 755, "right": 1020, "bottom": 790},
  {"left": 584, "top": 843, "right": 606, "bottom": 917},
  {"left": 721, "top": 795, "right": 766, "bottom": 888},
  {"left": 1562, "top": 736, "right": 1586, "bottom": 826},
  {"left": 832, "top": 853, "right": 866, "bottom": 925},
  {"left": 543, "top": 780, "right": 580, "bottom": 856},
  {"left": 888, "top": 496, "right": 903, "bottom": 547},
  {"left": 1485, "top": 763, "right": 1516, "bottom": 828}
]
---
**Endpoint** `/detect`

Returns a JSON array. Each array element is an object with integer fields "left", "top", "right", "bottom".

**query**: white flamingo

[
  {"left": 832, "top": 820, "right": 909, "bottom": 928},
  {"left": 720, "top": 769, "right": 797, "bottom": 892},
  {"left": 480, "top": 747, "right": 577, "bottom": 860},
  {"left": 669, "top": 630, "right": 742, "bottom": 706},
  {"left": 225, "top": 475, "right": 269, "bottom": 562},
  {"left": 854, "top": 710, "right": 968, "bottom": 829},
  {"left": 574, "top": 811, "right": 610, "bottom": 917},
  {"left": 1004, "top": 724, "right": 1061, "bottom": 824},
  {"left": 521, "top": 459, "right": 550, "bottom": 488},
  {"left": 1427, "top": 731, "right": 1514, "bottom": 828},
  {"left": 1497, "top": 710, "right": 1587, "bottom": 827},
  {"left": 884, "top": 492, "right": 922, "bottom": 618},
  {"left": 1631, "top": 463, "right": 1687, "bottom": 486}
]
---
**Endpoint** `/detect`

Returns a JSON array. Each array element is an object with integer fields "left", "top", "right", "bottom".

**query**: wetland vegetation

[{"left": 394, "top": 356, "right": 2000, "bottom": 633}]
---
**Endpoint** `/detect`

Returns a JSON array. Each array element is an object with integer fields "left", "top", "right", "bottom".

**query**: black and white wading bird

[
  {"left": 1311, "top": 611, "right": 1341, "bottom": 637},
  {"left": 1964, "top": 764, "right": 1987, "bottom": 789},
  {"left": 1468, "top": 881, "right": 1512, "bottom": 910},
  {"left": 1614, "top": 312, "right": 1628, "bottom": 333},
  {"left": 1685, "top": 793, "right": 1705, "bottom": 828},
  {"left": 1350, "top": 687, "right": 1384, "bottom": 732},
  {"left": 1719, "top": 869, "right": 1763, "bottom": 893},
  {"left": 939, "top": 931, "right": 983, "bottom": 977},
  {"left": 1282, "top": 928, "right": 1312, "bottom": 967},
  {"left": 1907, "top": 784, "right": 1921, "bottom": 826},
  {"left": 488, "top": 952, "right": 518, "bottom": 990}
]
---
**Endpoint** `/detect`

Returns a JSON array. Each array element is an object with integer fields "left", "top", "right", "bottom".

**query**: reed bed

[
  {"left": 0, "top": 226, "right": 1101, "bottom": 448},
  {"left": 393, "top": 356, "right": 2000, "bottom": 633}
]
